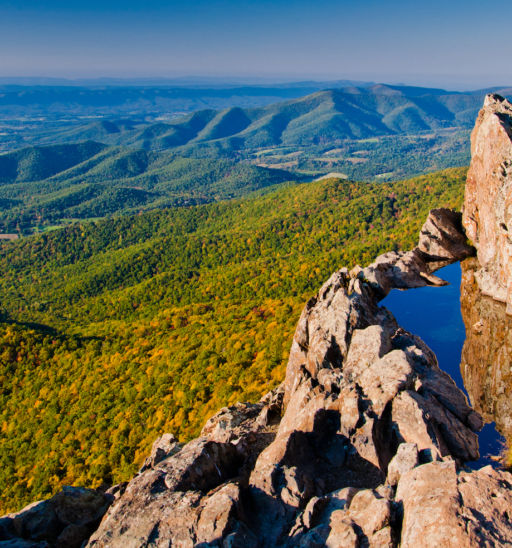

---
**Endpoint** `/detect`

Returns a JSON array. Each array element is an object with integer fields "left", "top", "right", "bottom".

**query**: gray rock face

[
  {"left": 79, "top": 205, "right": 512, "bottom": 547},
  {"left": 0, "top": 487, "right": 112, "bottom": 548}
]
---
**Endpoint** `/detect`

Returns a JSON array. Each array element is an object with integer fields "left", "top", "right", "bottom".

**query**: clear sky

[{"left": 1, "top": 0, "right": 510, "bottom": 89}]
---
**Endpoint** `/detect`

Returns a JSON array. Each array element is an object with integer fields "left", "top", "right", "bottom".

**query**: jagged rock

[
  {"left": 138, "top": 433, "right": 182, "bottom": 473},
  {"left": 396, "top": 461, "right": 512, "bottom": 547},
  {"left": 288, "top": 487, "right": 394, "bottom": 547},
  {"left": 80, "top": 201, "right": 490, "bottom": 546},
  {"left": 0, "top": 487, "right": 111, "bottom": 548},
  {"left": 87, "top": 438, "right": 243, "bottom": 546},
  {"left": 386, "top": 442, "right": 419, "bottom": 486},
  {"left": 457, "top": 465, "right": 512, "bottom": 546},
  {"left": 462, "top": 93, "right": 512, "bottom": 312},
  {"left": 418, "top": 208, "right": 474, "bottom": 262},
  {"left": 243, "top": 215, "right": 479, "bottom": 542},
  {"left": 360, "top": 207, "right": 474, "bottom": 299}
]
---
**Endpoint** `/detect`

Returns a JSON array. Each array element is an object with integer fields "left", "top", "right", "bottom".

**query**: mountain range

[
  {"left": 22, "top": 84, "right": 512, "bottom": 151},
  {"left": 1, "top": 83, "right": 511, "bottom": 233}
]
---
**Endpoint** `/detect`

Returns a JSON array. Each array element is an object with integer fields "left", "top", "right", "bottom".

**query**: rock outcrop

[
  {"left": 79, "top": 208, "right": 512, "bottom": 547},
  {"left": 0, "top": 487, "right": 112, "bottom": 548},
  {"left": 462, "top": 93, "right": 512, "bottom": 313},
  {"left": 397, "top": 461, "right": 512, "bottom": 547},
  {"left": 4, "top": 96, "right": 512, "bottom": 547}
]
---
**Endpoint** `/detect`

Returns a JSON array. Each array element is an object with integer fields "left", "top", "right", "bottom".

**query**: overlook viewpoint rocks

[
  {"left": 463, "top": 93, "right": 512, "bottom": 313},
  {"left": 2, "top": 95, "right": 512, "bottom": 547}
]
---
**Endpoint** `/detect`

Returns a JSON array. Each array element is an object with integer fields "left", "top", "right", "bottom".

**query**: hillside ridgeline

[
  {"left": 0, "top": 142, "right": 292, "bottom": 233},
  {"left": 0, "top": 168, "right": 466, "bottom": 513},
  {"left": 4, "top": 206, "right": 512, "bottom": 547}
]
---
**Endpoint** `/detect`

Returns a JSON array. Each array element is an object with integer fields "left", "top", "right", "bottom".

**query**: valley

[
  {"left": 0, "top": 167, "right": 466, "bottom": 512},
  {"left": 3, "top": 82, "right": 509, "bottom": 235}
]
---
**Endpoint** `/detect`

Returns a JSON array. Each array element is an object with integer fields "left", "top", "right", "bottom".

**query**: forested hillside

[
  {"left": 9, "top": 84, "right": 512, "bottom": 152},
  {"left": 0, "top": 167, "right": 466, "bottom": 512},
  {"left": 0, "top": 142, "right": 292, "bottom": 233},
  {"left": 3, "top": 83, "right": 505, "bottom": 227}
]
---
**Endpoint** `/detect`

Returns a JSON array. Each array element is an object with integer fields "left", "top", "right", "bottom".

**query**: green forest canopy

[{"left": 0, "top": 167, "right": 466, "bottom": 512}]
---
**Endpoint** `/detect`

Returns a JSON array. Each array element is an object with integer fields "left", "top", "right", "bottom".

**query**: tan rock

[
  {"left": 460, "top": 257, "right": 512, "bottom": 445},
  {"left": 457, "top": 466, "right": 512, "bottom": 546},
  {"left": 386, "top": 442, "right": 418, "bottom": 486},
  {"left": 396, "top": 460, "right": 466, "bottom": 547},
  {"left": 397, "top": 460, "right": 512, "bottom": 547},
  {"left": 138, "top": 433, "right": 182, "bottom": 473},
  {"left": 196, "top": 483, "right": 241, "bottom": 544},
  {"left": 325, "top": 516, "right": 359, "bottom": 547},
  {"left": 462, "top": 93, "right": 512, "bottom": 312}
]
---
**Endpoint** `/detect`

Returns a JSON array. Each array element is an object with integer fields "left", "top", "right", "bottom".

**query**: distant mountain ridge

[
  {"left": 19, "top": 84, "right": 512, "bottom": 152},
  {"left": 23, "top": 83, "right": 511, "bottom": 152},
  {"left": 1, "top": 83, "right": 511, "bottom": 233}
]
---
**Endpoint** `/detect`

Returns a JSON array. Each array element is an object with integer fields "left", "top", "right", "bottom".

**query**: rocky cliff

[
  {"left": 3, "top": 96, "right": 512, "bottom": 547},
  {"left": 462, "top": 93, "right": 512, "bottom": 313}
]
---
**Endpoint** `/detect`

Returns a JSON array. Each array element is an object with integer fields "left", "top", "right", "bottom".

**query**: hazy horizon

[{"left": 1, "top": 0, "right": 511, "bottom": 91}]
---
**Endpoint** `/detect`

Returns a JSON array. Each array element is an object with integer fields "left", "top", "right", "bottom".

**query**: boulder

[
  {"left": 138, "top": 433, "right": 182, "bottom": 473},
  {"left": 0, "top": 487, "right": 111, "bottom": 548},
  {"left": 386, "top": 442, "right": 419, "bottom": 486},
  {"left": 397, "top": 461, "right": 512, "bottom": 547},
  {"left": 87, "top": 439, "right": 243, "bottom": 546}
]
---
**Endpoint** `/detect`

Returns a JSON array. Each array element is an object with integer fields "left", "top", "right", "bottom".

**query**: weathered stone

[
  {"left": 457, "top": 466, "right": 512, "bottom": 546},
  {"left": 463, "top": 93, "right": 512, "bottom": 312},
  {"left": 87, "top": 439, "right": 241, "bottom": 546},
  {"left": 346, "top": 488, "right": 391, "bottom": 540},
  {"left": 325, "top": 516, "right": 358, "bottom": 547},
  {"left": 196, "top": 483, "right": 241, "bottom": 544},
  {"left": 138, "top": 433, "right": 182, "bottom": 473},
  {"left": 397, "top": 460, "right": 512, "bottom": 547},
  {"left": 396, "top": 460, "right": 464, "bottom": 547},
  {"left": 386, "top": 442, "right": 419, "bottom": 486},
  {"left": 418, "top": 208, "right": 474, "bottom": 261},
  {"left": 460, "top": 257, "right": 512, "bottom": 449},
  {"left": 0, "top": 487, "right": 111, "bottom": 548},
  {"left": 360, "top": 207, "right": 474, "bottom": 300}
]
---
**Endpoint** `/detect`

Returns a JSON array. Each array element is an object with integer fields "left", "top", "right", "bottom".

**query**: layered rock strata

[{"left": 462, "top": 93, "right": 512, "bottom": 313}]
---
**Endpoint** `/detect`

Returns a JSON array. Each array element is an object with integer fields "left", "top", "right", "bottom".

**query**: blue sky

[{"left": 1, "top": 0, "right": 510, "bottom": 89}]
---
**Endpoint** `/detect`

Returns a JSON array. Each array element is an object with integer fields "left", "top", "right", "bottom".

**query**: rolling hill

[
  {"left": 0, "top": 166, "right": 467, "bottom": 512},
  {"left": 0, "top": 142, "right": 293, "bottom": 233},
  {"left": 37, "top": 84, "right": 512, "bottom": 152},
  {"left": 4, "top": 84, "right": 512, "bottom": 155}
]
